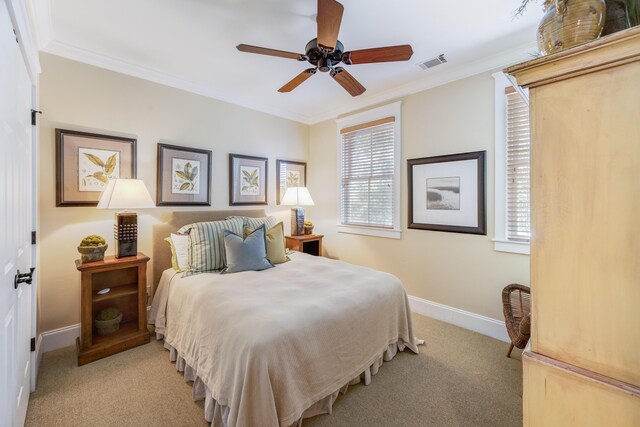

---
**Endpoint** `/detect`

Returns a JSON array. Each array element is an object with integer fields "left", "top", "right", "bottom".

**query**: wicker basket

[
  {"left": 94, "top": 312, "right": 123, "bottom": 336},
  {"left": 502, "top": 283, "right": 531, "bottom": 357}
]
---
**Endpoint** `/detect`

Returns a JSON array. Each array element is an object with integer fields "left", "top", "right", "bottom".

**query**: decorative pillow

[
  {"left": 222, "top": 225, "right": 274, "bottom": 274},
  {"left": 244, "top": 222, "right": 288, "bottom": 264},
  {"left": 178, "top": 218, "right": 244, "bottom": 273},
  {"left": 228, "top": 215, "right": 278, "bottom": 233},
  {"left": 170, "top": 233, "right": 189, "bottom": 271},
  {"left": 164, "top": 237, "right": 180, "bottom": 271}
]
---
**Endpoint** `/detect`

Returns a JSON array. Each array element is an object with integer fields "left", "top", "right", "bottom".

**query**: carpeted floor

[{"left": 26, "top": 314, "right": 523, "bottom": 427}]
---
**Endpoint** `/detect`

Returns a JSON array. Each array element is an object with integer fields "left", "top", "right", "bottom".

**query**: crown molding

[
  {"left": 41, "top": 37, "right": 536, "bottom": 125},
  {"left": 30, "top": 0, "right": 538, "bottom": 125},
  {"left": 309, "top": 39, "right": 538, "bottom": 124},
  {"left": 42, "top": 40, "right": 315, "bottom": 124}
]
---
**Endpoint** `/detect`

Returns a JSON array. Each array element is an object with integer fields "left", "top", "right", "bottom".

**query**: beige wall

[
  {"left": 37, "top": 54, "right": 308, "bottom": 333},
  {"left": 307, "top": 71, "right": 529, "bottom": 320},
  {"left": 37, "top": 53, "right": 528, "bottom": 333}
]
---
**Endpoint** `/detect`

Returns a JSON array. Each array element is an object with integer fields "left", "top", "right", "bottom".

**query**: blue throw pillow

[{"left": 221, "top": 225, "right": 274, "bottom": 274}]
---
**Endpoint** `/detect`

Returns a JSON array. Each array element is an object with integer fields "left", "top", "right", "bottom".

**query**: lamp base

[
  {"left": 290, "top": 208, "right": 305, "bottom": 236},
  {"left": 114, "top": 212, "right": 138, "bottom": 258}
]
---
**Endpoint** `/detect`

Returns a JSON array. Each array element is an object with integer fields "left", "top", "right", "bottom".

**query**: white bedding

[{"left": 149, "top": 252, "right": 418, "bottom": 426}]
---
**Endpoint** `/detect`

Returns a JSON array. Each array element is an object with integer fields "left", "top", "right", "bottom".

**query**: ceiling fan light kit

[{"left": 237, "top": 0, "right": 414, "bottom": 97}]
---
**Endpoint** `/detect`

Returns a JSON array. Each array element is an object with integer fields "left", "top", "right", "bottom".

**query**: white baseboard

[
  {"left": 41, "top": 323, "right": 80, "bottom": 353},
  {"left": 408, "top": 295, "right": 509, "bottom": 343}
]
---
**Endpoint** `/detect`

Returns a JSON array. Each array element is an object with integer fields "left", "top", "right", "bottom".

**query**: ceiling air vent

[{"left": 417, "top": 54, "right": 447, "bottom": 70}]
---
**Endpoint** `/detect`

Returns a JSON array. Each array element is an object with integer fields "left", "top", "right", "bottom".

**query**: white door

[{"left": 0, "top": 0, "right": 34, "bottom": 425}]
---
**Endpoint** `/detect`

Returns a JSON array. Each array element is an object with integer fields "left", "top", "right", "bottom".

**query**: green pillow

[
  {"left": 228, "top": 215, "right": 278, "bottom": 232},
  {"left": 178, "top": 218, "right": 244, "bottom": 273},
  {"left": 164, "top": 237, "right": 180, "bottom": 271},
  {"left": 244, "top": 222, "right": 288, "bottom": 264}
]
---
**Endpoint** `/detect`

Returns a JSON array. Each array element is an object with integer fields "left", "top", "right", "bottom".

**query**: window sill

[
  {"left": 337, "top": 225, "right": 402, "bottom": 239},
  {"left": 493, "top": 239, "right": 530, "bottom": 255}
]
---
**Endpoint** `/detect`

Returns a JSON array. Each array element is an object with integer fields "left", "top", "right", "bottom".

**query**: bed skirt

[{"left": 158, "top": 334, "right": 410, "bottom": 427}]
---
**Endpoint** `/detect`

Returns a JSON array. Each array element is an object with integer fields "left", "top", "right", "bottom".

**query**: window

[
  {"left": 493, "top": 72, "right": 530, "bottom": 254},
  {"left": 336, "top": 102, "right": 401, "bottom": 239}
]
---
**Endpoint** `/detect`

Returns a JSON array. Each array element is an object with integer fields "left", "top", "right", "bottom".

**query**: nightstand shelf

[
  {"left": 92, "top": 283, "right": 138, "bottom": 303},
  {"left": 285, "top": 234, "right": 324, "bottom": 256},
  {"left": 75, "top": 252, "right": 150, "bottom": 365}
]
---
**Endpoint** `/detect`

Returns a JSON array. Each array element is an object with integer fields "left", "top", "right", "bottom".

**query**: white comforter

[{"left": 150, "top": 252, "right": 417, "bottom": 426}]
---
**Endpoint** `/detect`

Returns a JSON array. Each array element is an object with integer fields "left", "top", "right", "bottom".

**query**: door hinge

[
  {"left": 30, "top": 337, "right": 35, "bottom": 352},
  {"left": 31, "top": 110, "right": 42, "bottom": 126},
  {"left": 31, "top": 231, "right": 36, "bottom": 245}
]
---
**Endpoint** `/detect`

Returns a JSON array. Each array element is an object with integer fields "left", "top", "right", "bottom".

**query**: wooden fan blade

[
  {"left": 330, "top": 67, "right": 366, "bottom": 97},
  {"left": 342, "top": 45, "right": 414, "bottom": 65},
  {"left": 237, "top": 44, "right": 305, "bottom": 60},
  {"left": 278, "top": 68, "right": 317, "bottom": 93},
  {"left": 317, "top": 0, "right": 344, "bottom": 51}
]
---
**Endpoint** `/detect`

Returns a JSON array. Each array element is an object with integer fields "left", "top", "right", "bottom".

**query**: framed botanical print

[
  {"left": 229, "top": 153, "right": 268, "bottom": 205},
  {"left": 55, "top": 128, "right": 136, "bottom": 207},
  {"left": 276, "top": 159, "right": 307, "bottom": 205},
  {"left": 156, "top": 143, "right": 212, "bottom": 206},
  {"left": 408, "top": 151, "right": 486, "bottom": 235}
]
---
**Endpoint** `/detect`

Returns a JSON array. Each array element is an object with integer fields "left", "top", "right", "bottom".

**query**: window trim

[
  {"left": 493, "top": 72, "right": 530, "bottom": 255},
  {"left": 336, "top": 101, "right": 402, "bottom": 239}
]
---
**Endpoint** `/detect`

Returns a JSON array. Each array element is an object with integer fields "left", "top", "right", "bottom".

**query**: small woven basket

[{"left": 94, "top": 312, "right": 123, "bottom": 336}]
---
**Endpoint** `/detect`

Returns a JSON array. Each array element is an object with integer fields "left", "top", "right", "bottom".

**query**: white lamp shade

[
  {"left": 281, "top": 187, "right": 314, "bottom": 206},
  {"left": 97, "top": 179, "right": 155, "bottom": 209}
]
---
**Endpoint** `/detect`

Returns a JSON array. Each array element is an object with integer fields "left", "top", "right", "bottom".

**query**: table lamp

[
  {"left": 97, "top": 178, "right": 155, "bottom": 258},
  {"left": 281, "top": 187, "right": 314, "bottom": 236}
]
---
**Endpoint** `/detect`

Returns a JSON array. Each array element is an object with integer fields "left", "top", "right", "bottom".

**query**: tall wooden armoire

[{"left": 506, "top": 27, "right": 640, "bottom": 426}]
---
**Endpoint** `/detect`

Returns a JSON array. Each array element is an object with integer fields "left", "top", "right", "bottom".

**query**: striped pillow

[
  {"left": 227, "top": 215, "right": 278, "bottom": 232},
  {"left": 178, "top": 218, "right": 244, "bottom": 273}
]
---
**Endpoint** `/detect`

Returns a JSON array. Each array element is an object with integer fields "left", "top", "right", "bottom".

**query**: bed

[{"left": 149, "top": 210, "right": 418, "bottom": 426}]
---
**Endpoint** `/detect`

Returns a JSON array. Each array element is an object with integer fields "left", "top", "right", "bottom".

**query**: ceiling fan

[{"left": 236, "top": 0, "right": 414, "bottom": 97}]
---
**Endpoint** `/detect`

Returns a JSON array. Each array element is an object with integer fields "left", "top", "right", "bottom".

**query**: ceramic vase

[{"left": 537, "top": 0, "right": 606, "bottom": 55}]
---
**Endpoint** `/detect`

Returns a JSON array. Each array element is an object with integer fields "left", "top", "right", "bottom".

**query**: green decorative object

[
  {"left": 94, "top": 307, "right": 123, "bottom": 336},
  {"left": 80, "top": 235, "right": 106, "bottom": 247},
  {"left": 629, "top": 0, "right": 640, "bottom": 27},
  {"left": 78, "top": 235, "right": 108, "bottom": 263},
  {"left": 303, "top": 220, "right": 314, "bottom": 235}
]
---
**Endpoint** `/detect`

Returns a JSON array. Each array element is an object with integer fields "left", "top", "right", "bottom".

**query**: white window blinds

[
  {"left": 340, "top": 117, "right": 395, "bottom": 229},
  {"left": 506, "top": 87, "right": 531, "bottom": 242}
]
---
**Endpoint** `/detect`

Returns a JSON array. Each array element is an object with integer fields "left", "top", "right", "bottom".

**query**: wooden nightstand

[
  {"left": 285, "top": 234, "right": 324, "bottom": 256},
  {"left": 75, "top": 252, "right": 150, "bottom": 365}
]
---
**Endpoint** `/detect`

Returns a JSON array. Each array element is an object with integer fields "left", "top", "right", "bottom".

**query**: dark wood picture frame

[
  {"left": 229, "top": 153, "right": 268, "bottom": 206},
  {"left": 408, "top": 151, "right": 486, "bottom": 235},
  {"left": 55, "top": 128, "right": 136, "bottom": 207},
  {"left": 276, "top": 159, "right": 307, "bottom": 205},
  {"left": 156, "top": 143, "right": 212, "bottom": 206}
]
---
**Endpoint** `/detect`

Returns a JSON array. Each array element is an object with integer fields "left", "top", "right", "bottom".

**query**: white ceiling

[{"left": 30, "top": 0, "right": 543, "bottom": 124}]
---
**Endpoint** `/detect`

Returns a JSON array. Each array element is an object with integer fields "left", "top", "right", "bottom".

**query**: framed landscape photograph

[
  {"left": 157, "top": 143, "right": 212, "bottom": 206},
  {"left": 276, "top": 159, "right": 307, "bottom": 205},
  {"left": 229, "top": 153, "right": 268, "bottom": 205},
  {"left": 408, "top": 151, "right": 486, "bottom": 235},
  {"left": 55, "top": 129, "right": 136, "bottom": 207}
]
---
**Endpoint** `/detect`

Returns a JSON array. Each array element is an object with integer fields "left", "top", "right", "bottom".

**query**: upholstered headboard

[{"left": 152, "top": 209, "right": 266, "bottom": 293}]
